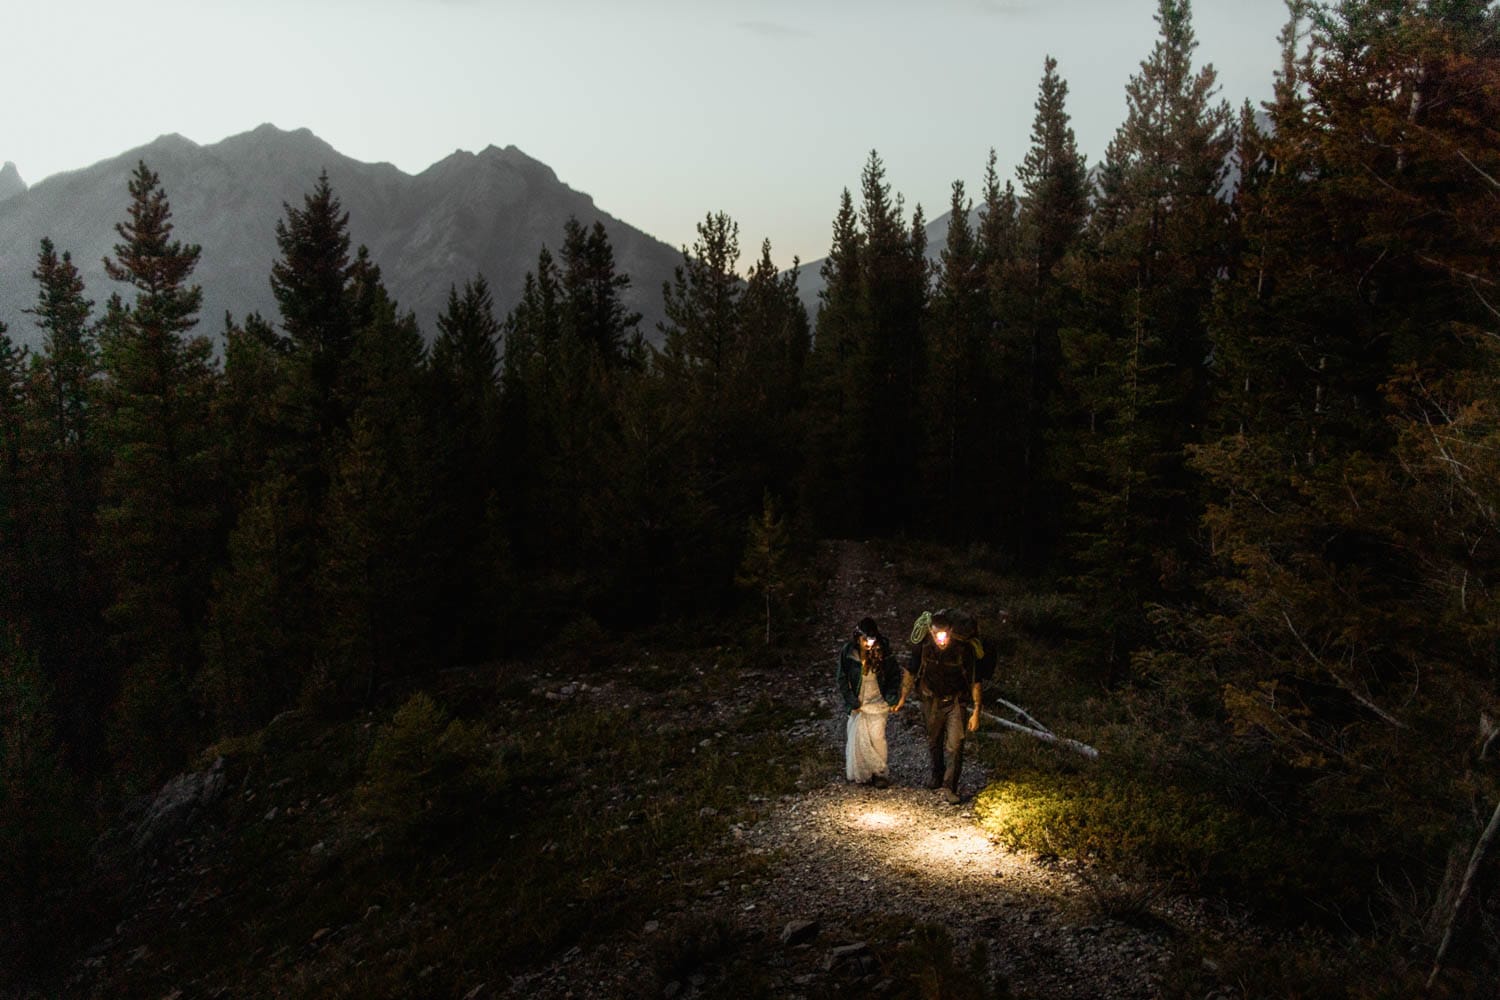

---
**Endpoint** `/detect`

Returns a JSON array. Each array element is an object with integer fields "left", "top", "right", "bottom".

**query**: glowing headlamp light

[{"left": 933, "top": 629, "right": 950, "bottom": 647}]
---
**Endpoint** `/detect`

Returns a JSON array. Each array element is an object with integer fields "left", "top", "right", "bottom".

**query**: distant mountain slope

[
  {"left": 0, "top": 162, "right": 24, "bottom": 203},
  {"left": 0, "top": 125, "right": 682, "bottom": 349}
]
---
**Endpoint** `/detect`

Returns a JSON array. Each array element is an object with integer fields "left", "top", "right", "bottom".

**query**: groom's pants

[{"left": 921, "top": 692, "right": 966, "bottom": 792}]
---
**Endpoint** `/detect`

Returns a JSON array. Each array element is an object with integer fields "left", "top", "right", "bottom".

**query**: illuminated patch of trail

[{"left": 737, "top": 539, "right": 1174, "bottom": 999}]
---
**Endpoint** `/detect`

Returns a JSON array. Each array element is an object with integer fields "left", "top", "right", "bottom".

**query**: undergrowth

[{"left": 47, "top": 617, "right": 818, "bottom": 1000}]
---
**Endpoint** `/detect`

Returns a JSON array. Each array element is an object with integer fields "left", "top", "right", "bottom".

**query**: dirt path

[
  {"left": 730, "top": 539, "right": 1179, "bottom": 999},
  {"left": 513, "top": 540, "right": 1197, "bottom": 999}
]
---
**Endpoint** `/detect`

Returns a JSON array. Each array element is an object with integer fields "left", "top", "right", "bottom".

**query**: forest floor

[
  {"left": 21, "top": 539, "right": 1264, "bottom": 1000},
  {"left": 509, "top": 540, "right": 1255, "bottom": 1000}
]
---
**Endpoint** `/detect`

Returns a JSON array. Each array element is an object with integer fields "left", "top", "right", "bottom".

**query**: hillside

[
  {"left": 12, "top": 541, "right": 1268, "bottom": 1000},
  {"left": 0, "top": 125, "right": 682, "bottom": 347}
]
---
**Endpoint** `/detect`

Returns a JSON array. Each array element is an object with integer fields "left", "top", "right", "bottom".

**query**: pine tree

[
  {"left": 201, "top": 469, "right": 310, "bottom": 730},
  {"left": 316, "top": 273, "right": 436, "bottom": 703},
  {"left": 95, "top": 161, "right": 218, "bottom": 779},
  {"left": 0, "top": 326, "right": 29, "bottom": 648},
  {"left": 1053, "top": 0, "right": 1233, "bottom": 669},
  {"left": 27, "top": 239, "right": 97, "bottom": 456},
  {"left": 205, "top": 177, "right": 372, "bottom": 727},
  {"left": 736, "top": 238, "right": 811, "bottom": 506},
  {"left": 499, "top": 248, "right": 566, "bottom": 573},
  {"left": 560, "top": 218, "right": 643, "bottom": 366},
  {"left": 977, "top": 150, "right": 1020, "bottom": 273},
  {"left": 653, "top": 216, "right": 812, "bottom": 605},
  {"left": 976, "top": 153, "right": 1027, "bottom": 557},
  {"left": 659, "top": 211, "right": 743, "bottom": 419},
  {"left": 858, "top": 151, "right": 928, "bottom": 535},
  {"left": 807, "top": 152, "right": 928, "bottom": 536},
  {"left": 271, "top": 172, "right": 356, "bottom": 446},
  {"left": 923, "top": 179, "right": 988, "bottom": 537},
  {"left": 1146, "top": 1, "right": 1500, "bottom": 948},
  {"left": 20, "top": 239, "right": 106, "bottom": 758},
  {"left": 214, "top": 313, "right": 289, "bottom": 500},
  {"left": 427, "top": 275, "right": 506, "bottom": 662},
  {"left": 804, "top": 188, "right": 866, "bottom": 532},
  {"left": 736, "top": 491, "right": 794, "bottom": 645},
  {"left": 500, "top": 225, "right": 647, "bottom": 609},
  {"left": 1011, "top": 58, "right": 1089, "bottom": 565}
]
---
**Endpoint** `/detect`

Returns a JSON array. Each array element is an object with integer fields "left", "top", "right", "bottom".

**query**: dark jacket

[
  {"left": 837, "top": 636, "right": 901, "bottom": 710},
  {"left": 908, "top": 636, "right": 977, "bottom": 700}
]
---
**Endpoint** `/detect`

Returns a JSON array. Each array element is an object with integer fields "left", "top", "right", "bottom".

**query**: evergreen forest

[{"left": 3, "top": 2, "right": 1500, "bottom": 995}]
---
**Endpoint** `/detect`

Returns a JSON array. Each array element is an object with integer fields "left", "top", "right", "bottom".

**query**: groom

[{"left": 893, "top": 609, "right": 982, "bottom": 804}]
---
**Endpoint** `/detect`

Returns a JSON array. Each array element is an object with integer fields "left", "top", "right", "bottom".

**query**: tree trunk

[{"left": 1428, "top": 796, "right": 1500, "bottom": 989}]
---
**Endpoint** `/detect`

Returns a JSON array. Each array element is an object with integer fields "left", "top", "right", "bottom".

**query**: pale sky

[{"left": 5, "top": 0, "right": 1289, "bottom": 268}]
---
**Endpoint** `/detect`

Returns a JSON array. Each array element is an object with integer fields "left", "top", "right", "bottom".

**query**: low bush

[
  {"left": 973, "top": 767, "right": 1357, "bottom": 918},
  {"left": 892, "top": 923, "right": 1011, "bottom": 1000},
  {"left": 358, "top": 691, "right": 500, "bottom": 838}
]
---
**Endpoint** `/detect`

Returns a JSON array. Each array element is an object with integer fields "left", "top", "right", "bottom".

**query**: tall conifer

[
  {"left": 1010, "top": 58, "right": 1088, "bottom": 564},
  {"left": 1054, "top": 0, "right": 1233, "bottom": 670},
  {"left": 21, "top": 240, "right": 105, "bottom": 755},
  {"left": 96, "top": 161, "right": 217, "bottom": 778}
]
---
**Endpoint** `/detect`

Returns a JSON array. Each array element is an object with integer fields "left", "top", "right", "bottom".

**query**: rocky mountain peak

[
  {"left": 0, "top": 126, "right": 678, "bottom": 348},
  {"left": 0, "top": 161, "right": 27, "bottom": 202}
]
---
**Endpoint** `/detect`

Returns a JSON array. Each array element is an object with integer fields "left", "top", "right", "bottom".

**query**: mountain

[
  {"left": 0, "top": 162, "right": 24, "bottom": 203},
  {"left": 0, "top": 125, "right": 682, "bottom": 350}
]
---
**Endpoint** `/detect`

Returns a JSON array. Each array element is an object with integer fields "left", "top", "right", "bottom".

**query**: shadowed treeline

[{"left": 2, "top": 1, "right": 1499, "bottom": 993}]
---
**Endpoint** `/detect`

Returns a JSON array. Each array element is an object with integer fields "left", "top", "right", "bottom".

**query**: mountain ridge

[{"left": 0, "top": 125, "right": 679, "bottom": 348}]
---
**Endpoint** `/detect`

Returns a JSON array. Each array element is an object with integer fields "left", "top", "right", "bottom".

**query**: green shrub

[
  {"left": 893, "top": 924, "right": 1011, "bottom": 1000},
  {"left": 358, "top": 691, "right": 499, "bottom": 837},
  {"left": 973, "top": 768, "right": 1352, "bottom": 915}
]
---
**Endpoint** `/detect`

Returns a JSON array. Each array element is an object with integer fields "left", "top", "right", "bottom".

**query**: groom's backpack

[{"left": 942, "top": 609, "right": 1000, "bottom": 684}]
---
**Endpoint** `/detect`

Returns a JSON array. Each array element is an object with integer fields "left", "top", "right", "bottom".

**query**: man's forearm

[{"left": 892, "top": 670, "right": 915, "bottom": 710}]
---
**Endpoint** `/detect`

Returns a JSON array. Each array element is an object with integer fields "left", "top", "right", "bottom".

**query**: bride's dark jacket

[{"left": 836, "top": 634, "right": 901, "bottom": 711}]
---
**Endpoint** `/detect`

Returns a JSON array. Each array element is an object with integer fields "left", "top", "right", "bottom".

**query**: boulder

[{"left": 131, "top": 757, "right": 227, "bottom": 852}]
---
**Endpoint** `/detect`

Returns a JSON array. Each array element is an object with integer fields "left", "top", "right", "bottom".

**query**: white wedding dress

[{"left": 845, "top": 668, "right": 890, "bottom": 782}]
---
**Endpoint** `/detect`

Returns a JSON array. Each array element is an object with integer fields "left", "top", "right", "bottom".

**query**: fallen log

[
  {"left": 990, "top": 696, "right": 1054, "bottom": 735},
  {"left": 901, "top": 697, "right": 1100, "bottom": 759},
  {"left": 980, "top": 710, "right": 1099, "bottom": 760}
]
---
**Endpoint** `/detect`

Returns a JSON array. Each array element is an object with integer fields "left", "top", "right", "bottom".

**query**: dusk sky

[{"left": 7, "top": 0, "right": 1290, "bottom": 268}]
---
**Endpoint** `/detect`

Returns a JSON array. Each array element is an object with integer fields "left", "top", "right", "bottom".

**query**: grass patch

[{"left": 973, "top": 766, "right": 1360, "bottom": 919}]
